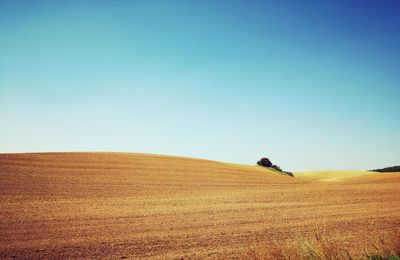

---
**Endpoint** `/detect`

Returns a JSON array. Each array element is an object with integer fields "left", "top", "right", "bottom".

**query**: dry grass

[
  {"left": 241, "top": 225, "right": 400, "bottom": 259},
  {"left": 1, "top": 152, "right": 399, "bottom": 259}
]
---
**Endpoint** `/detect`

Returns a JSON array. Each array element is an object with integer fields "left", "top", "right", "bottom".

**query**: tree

[
  {"left": 257, "top": 157, "right": 294, "bottom": 177},
  {"left": 270, "top": 164, "right": 282, "bottom": 172},
  {"left": 257, "top": 157, "right": 272, "bottom": 167}
]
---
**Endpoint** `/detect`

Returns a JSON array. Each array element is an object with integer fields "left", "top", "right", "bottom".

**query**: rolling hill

[
  {"left": 295, "top": 170, "right": 374, "bottom": 182},
  {"left": 1, "top": 152, "right": 399, "bottom": 259}
]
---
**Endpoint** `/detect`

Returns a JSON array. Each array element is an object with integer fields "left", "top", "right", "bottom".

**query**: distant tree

[
  {"left": 257, "top": 157, "right": 294, "bottom": 177},
  {"left": 270, "top": 164, "right": 282, "bottom": 172},
  {"left": 370, "top": 166, "right": 400, "bottom": 173},
  {"left": 284, "top": 171, "right": 294, "bottom": 177},
  {"left": 257, "top": 157, "right": 272, "bottom": 167}
]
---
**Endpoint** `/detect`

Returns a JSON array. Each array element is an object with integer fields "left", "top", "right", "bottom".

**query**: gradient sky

[{"left": 1, "top": 0, "right": 399, "bottom": 171}]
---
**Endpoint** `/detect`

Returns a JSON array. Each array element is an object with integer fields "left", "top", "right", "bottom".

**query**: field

[{"left": 0, "top": 152, "right": 399, "bottom": 259}]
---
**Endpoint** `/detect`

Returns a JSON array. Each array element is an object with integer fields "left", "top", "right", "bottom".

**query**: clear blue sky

[{"left": 1, "top": 0, "right": 399, "bottom": 171}]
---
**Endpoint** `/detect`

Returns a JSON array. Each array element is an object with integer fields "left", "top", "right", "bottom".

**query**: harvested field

[{"left": 1, "top": 152, "right": 399, "bottom": 259}]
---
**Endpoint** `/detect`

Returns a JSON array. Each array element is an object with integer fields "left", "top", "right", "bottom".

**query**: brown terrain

[{"left": 0, "top": 152, "right": 399, "bottom": 259}]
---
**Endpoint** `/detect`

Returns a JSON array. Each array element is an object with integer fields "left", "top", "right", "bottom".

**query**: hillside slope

[
  {"left": 1, "top": 153, "right": 399, "bottom": 259},
  {"left": 295, "top": 170, "right": 373, "bottom": 182},
  {"left": 0, "top": 152, "right": 295, "bottom": 197}
]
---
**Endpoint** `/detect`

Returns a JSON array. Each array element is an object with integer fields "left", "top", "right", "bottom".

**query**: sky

[{"left": 1, "top": 0, "right": 399, "bottom": 171}]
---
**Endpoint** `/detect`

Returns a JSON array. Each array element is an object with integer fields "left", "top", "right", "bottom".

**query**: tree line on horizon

[{"left": 370, "top": 165, "right": 400, "bottom": 173}]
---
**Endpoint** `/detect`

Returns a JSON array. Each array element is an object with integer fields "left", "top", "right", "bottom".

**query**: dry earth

[{"left": 0, "top": 153, "right": 399, "bottom": 259}]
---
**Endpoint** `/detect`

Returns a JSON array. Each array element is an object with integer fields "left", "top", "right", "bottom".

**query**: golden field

[{"left": 0, "top": 152, "right": 399, "bottom": 259}]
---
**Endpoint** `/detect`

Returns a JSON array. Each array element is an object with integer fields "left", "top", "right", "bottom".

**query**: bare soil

[{"left": 1, "top": 153, "right": 399, "bottom": 259}]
